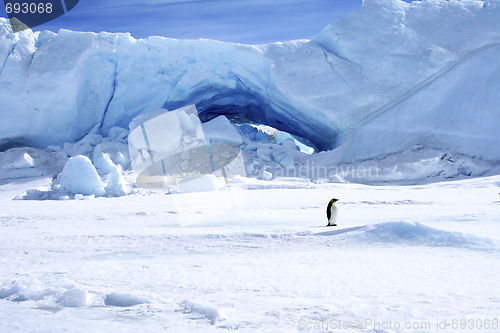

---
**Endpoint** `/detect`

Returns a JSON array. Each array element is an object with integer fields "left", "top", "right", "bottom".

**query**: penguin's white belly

[{"left": 328, "top": 204, "right": 338, "bottom": 225}]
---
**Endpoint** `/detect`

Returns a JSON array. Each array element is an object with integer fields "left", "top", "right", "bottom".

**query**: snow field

[{"left": 1, "top": 175, "right": 500, "bottom": 332}]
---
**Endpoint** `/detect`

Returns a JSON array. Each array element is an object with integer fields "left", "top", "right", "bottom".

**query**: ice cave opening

[
  {"left": 161, "top": 85, "right": 334, "bottom": 154},
  {"left": 196, "top": 103, "right": 317, "bottom": 154}
]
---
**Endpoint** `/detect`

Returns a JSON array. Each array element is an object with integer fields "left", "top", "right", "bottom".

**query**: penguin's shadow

[{"left": 314, "top": 225, "right": 366, "bottom": 237}]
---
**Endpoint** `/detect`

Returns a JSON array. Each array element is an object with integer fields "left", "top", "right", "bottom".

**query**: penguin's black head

[{"left": 330, "top": 198, "right": 339, "bottom": 203}]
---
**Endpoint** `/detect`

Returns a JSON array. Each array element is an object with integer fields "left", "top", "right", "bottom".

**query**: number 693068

[{"left": 5, "top": 2, "right": 53, "bottom": 14}]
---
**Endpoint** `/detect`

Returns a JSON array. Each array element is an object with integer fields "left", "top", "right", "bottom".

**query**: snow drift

[
  {"left": 0, "top": 278, "right": 152, "bottom": 309},
  {"left": 316, "top": 221, "right": 500, "bottom": 250}
]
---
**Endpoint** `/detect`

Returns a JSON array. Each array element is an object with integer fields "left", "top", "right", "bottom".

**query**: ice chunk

[
  {"left": 237, "top": 124, "right": 258, "bottom": 138},
  {"left": 59, "top": 156, "right": 106, "bottom": 196},
  {"left": 261, "top": 169, "right": 273, "bottom": 181},
  {"left": 181, "top": 300, "right": 220, "bottom": 325},
  {"left": 254, "top": 131, "right": 271, "bottom": 143},
  {"left": 0, "top": 281, "right": 26, "bottom": 299},
  {"left": 272, "top": 150, "right": 287, "bottom": 163},
  {"left": 105, "top": 167, "right": 128, "bottom": 197},
  {"left": 0, "top": 147, "right": 65, "bottom": 181},
  {"left": 77, "top": 134, "right": 103, "bottom": 147},
  {"left": 0, "top": 279, "right": 46, "bottom": 302},
  {"left": 276, "top": 132, "right": 313, "bottom": 154},
  {"left": 195, "top": 124, "right": 205, "bottom": 141},
  {"left": 67, "top": 143, "right": 95, "bottom": 157},
  {"left": 202, "top": 115, "right": 242, "bottom": 145},
  {"left": 189, "top": 113, "right": 200, "bottom": 127},
  {"left": 143, "top": 112, "right": 182, "bottom": 155},
  {"left": 93, "top": 141, "right": 130, "bottom": 174},
  {"left": 175, "top": 110, "right": 196, "bottom": 132},
  {"left": 279, "top": 153, "right": 295, "bottom": 169},
  {"left": 256, "top": 148, "right": 273, "bottom": 162},
  {"left": 93, "top": 151, "right": 116, "bottom": 175},
  {"left": 281, "top": 138, "right": 299, "bottom": 150},
  {"left": 181, "top": 150, "right": 191, "bottom": 160},
  {"left": 104, "top": 292, "right": 150, "bottom": 307},
  {"left": 57, "top": 288, "right": 90, "bottom": 307},
  {"left": 129, "top": 108, "right": 168, "bottom": 132},
  {"left": 1, "top": 1, "right": 497, "bottom": 184},
  {"left": 243, "top": 143, "right": 257, "bottom": 151},
  {"left": 108, "top": 126, "right": 129, "bottom": 143},
  {"left": 1, "top": 152, "right": 34, "bottom": 169},
  {"left": 128, "top": 110, "right": 183, "bottom": 177}
]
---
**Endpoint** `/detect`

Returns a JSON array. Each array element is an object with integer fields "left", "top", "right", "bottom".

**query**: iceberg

[{"left": 0, "top": 0, "right": 499, "bottom": 185}]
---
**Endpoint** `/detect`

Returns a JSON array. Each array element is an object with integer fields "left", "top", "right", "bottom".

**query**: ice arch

[
  {"left": 0, "top": 18, "right": 341, "bottom": 152},
  {"left": 161, "top": 89, "right": 327, "bottom": 152}
]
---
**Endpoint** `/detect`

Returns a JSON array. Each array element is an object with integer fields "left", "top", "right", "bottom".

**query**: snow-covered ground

[{"left": 1, "top": 175, "right": 499, "bottom": 332}]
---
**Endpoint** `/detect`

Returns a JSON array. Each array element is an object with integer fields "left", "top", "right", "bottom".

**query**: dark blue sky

[{"left": 1, "top": 0, "right": 362, "bottom": 44}]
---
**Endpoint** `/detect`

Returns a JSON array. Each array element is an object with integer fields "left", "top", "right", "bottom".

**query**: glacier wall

[
  {"left": 1, "top": 0, "right": 500, "bottom": 163},
  {"left": 0, "top": 20, "right": 339, "bottom": 152},
  {"left": 313, "top": 0, "right": 500, "bottom": 162}
]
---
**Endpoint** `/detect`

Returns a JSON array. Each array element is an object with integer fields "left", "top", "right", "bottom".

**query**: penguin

[{"left": 326, "top": 198, "right": 339, "bottom": 226}]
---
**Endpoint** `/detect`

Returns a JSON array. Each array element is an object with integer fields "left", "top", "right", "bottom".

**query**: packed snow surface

[{"left": 1, "top": 175, "right": 500, "bottom": 332}]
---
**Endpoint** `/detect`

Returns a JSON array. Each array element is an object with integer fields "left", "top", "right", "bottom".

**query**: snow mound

[
  {"left": 105, "top": 166, "right": 128, "bottom": 197},
  {"left": 316, "top": 222, "right": 500, "bottom": 250},
  {"left": 0, "top": 279, "right": 35, "bottom": 301},
  {"left": 57, "top": 287, "right": 90, "bottom": 307},
  {"left": 0, "top": 279, "right": 152, "bottom": 309},
  {"left": 0, "top": 279, "right": 92, "bottom": 307},
  {"left": 59, "top": 156, "right": 106, "bottom": 196},
  {"left": 180, "top": 300, "right": 220, "bottom": 325},
  {"left": 104, "top": 292, "right": 150, "bottom": 307}
]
